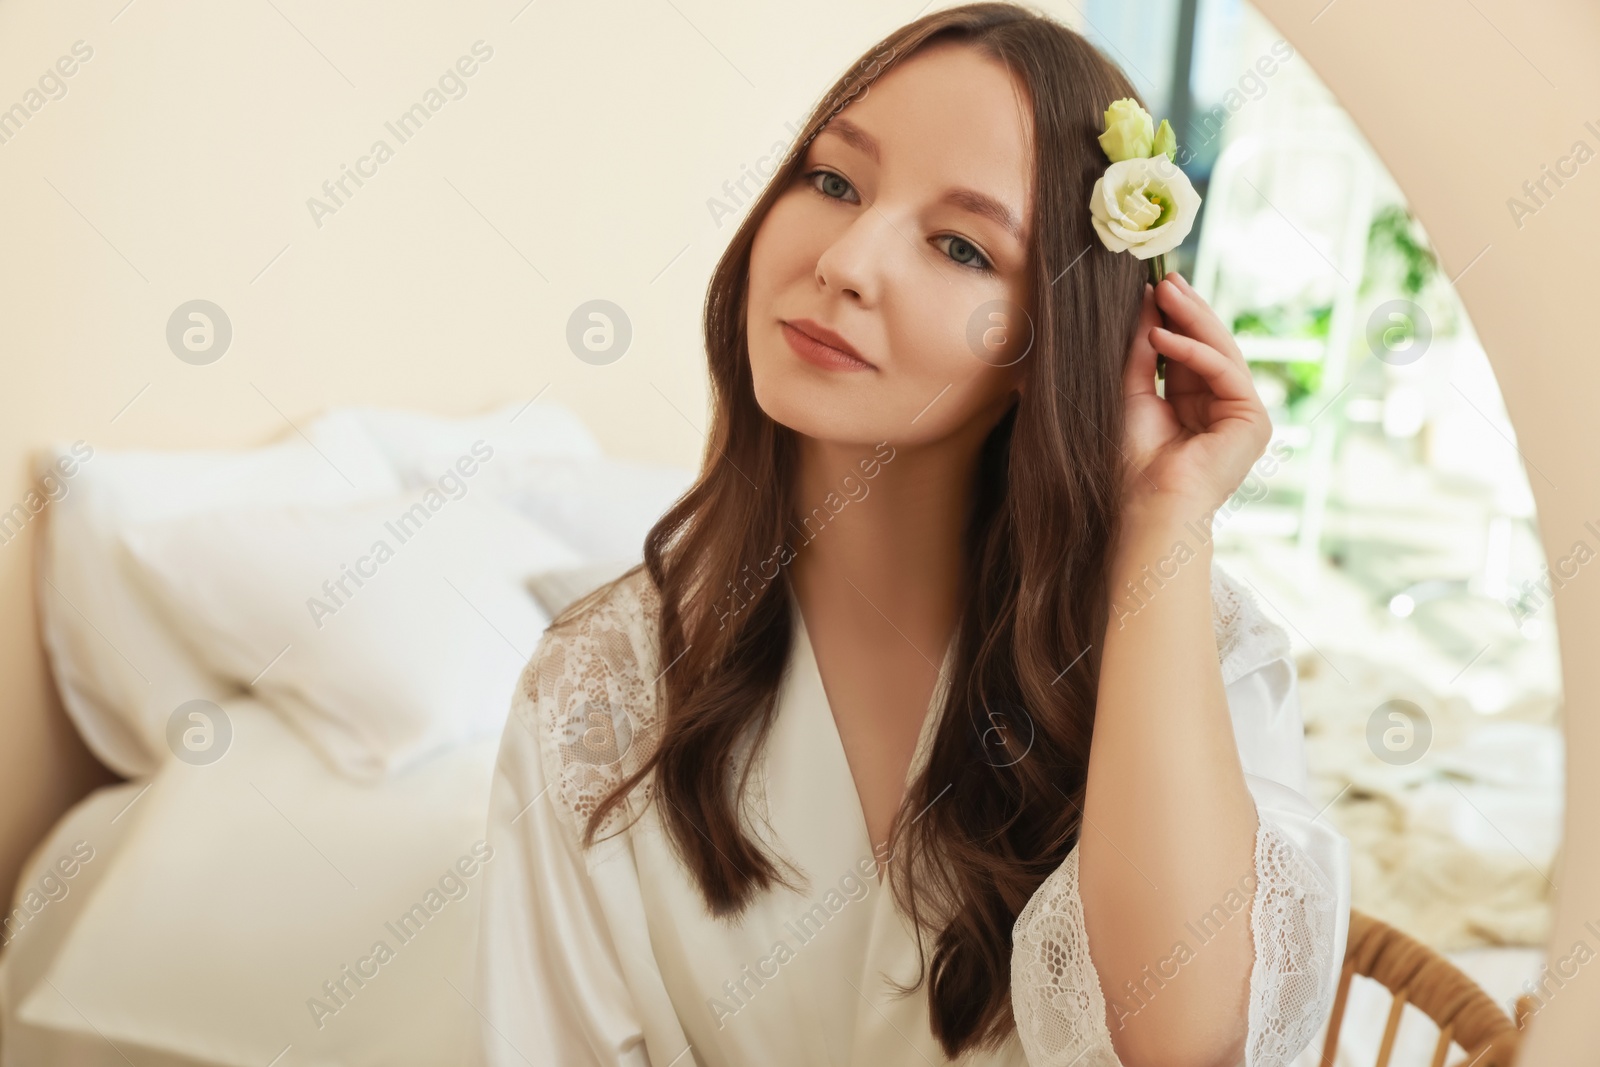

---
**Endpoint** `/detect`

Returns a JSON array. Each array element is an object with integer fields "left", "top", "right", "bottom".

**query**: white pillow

[
  {"left": 15, "top": 699, "right": 500, "bottom": 1067},
  {"left": 34, "top": 416, "right": 400, "bottom": 777},
  {"left": 526, "top": 559, "right": 643, "bottom": 619},
  {"left": 119, "top": 494, "right": 581, "bottom": 780},
  {"left": 483, "top": 454, "right": 695, "bottom": 562},
  {"left": 309, "top": 400, "right": 603, "bottom": 490}
]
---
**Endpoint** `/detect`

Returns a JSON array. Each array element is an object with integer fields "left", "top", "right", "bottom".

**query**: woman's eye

[
  {"left": 802, "top": 169, "right": 993, "bottom": 275},
  {"left": 806, "top": 169, "right": 859, "bottom": 203},
  {"left": 937, "top": 235, "right": 994, "bottom": 273}
]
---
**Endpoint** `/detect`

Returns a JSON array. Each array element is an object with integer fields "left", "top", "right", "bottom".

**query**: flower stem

[{"left": 1150, "top": 253, "right": 1168, "bottom": 381}]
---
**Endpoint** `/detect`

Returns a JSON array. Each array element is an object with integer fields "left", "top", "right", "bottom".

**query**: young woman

[{"left": 474, "top": 5, "right": 1350, "bottom": 1066}]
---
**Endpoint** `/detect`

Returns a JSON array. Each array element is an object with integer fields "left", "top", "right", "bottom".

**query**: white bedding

[
  {"left": 1, "top": 697, "right": 500, "bottom": 1067},
  {"left": 5, "top": 401, "right": 696, "bottom": 1066},
  {"left": 1, "top": 780, "right": 155, "bottom": 1065}
]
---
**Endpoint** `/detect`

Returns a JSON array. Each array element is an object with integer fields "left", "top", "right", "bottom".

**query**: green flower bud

[
  {"left": 1097, "top": 97, "right": 1154, "bottom": 163},
  {"left": 1152, "top": 119, "right": 1176, "bottom": 162}
]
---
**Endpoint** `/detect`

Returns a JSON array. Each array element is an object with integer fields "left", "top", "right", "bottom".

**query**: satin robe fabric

[{"left": 472, "top": 589, "right": 1350, "bottom": 1067}]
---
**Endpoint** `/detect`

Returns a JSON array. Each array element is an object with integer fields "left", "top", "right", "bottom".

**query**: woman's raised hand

[{"left": 1118, "top": 272, "right": 1273, "bottom": 518}]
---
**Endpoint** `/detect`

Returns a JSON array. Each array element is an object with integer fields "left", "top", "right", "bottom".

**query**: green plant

[
  {"left": 1227, "top": 206, "right": 1445, "bottom": 414},
  {"left": 1236, "top": 303, "right": 1332, "bottom": 409},
  {"left": 1363, "top": 204, "right": 1439, "bottom": 299}
]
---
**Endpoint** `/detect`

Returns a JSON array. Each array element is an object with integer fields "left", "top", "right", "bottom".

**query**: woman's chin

[{"left": 752, "top": 380, "right": 890, "bottom": 446}]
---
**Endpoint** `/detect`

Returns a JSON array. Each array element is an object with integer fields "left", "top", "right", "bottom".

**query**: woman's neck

[{"left": 787, "top": 430, "right": 984, "bottom": 658}]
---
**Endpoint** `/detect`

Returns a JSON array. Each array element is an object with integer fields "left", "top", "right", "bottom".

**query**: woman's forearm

[{"left": 1078, "top": 494, "right": 1259, "bottom": 1067}]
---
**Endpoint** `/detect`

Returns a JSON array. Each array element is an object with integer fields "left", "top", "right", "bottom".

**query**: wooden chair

[{"left": 1320, "top": 910, "right": 1533, "bottom": 1067}]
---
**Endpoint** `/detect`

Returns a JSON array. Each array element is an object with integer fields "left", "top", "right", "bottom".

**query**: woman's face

[{"left": 746, "top": 41, "right": 1035, "bottom": 448}]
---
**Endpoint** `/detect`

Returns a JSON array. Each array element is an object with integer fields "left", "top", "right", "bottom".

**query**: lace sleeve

[
  {"left": 1008, "top": 845, "right": 1117, "bottom": 1067},
  {"left": 1010, "top": 810, "right": 1339, "bottom": 1067},
  {"left": 1211, "top": 562, "right": 1292, "bottom": 689},
  {"left": 532, "top": 568, "right": 664, "bottom": 840},
  {"left": 1009, "top": 561, "right": 1345, "bottom": 1067},
  {"left": 1244, "top": 813, "right": 1340, "bottom": 1065}
]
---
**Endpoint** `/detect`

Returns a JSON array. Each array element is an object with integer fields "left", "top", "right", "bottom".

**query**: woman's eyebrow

[
  {"left": 821, "top": 116, "right": 1025, "bottom": 244},
  {"left": 821, "top": 116, "right": 880, "bottom": 162},
  {"left": 942, "top": 187, "right": 1024, "bottom": 244}
]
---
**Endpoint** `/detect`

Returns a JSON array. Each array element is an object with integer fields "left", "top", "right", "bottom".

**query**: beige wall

[{"left": 2, "top": 0, "right": 1595, "bottom": 1056}]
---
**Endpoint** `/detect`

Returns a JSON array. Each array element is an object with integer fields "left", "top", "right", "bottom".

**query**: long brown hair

[{"left": 555, "top": 3, "right": 1150, "bottom": 1055}]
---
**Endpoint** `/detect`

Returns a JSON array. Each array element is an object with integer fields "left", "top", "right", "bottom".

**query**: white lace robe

[{"left": 472, "top": 564, "right": 1350, "bottom": 1067}]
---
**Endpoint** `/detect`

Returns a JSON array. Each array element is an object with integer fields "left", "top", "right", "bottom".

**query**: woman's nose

[{"left": 813, "top": 209, "right": 899, "bottom": 306}]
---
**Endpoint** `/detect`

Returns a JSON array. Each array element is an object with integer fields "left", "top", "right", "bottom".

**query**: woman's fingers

[
  {"left": 1149, "top": 325, "right": 1255, "bottom": 403},
  {"left": 1123, "top": 282, "right": 1163, "bottom": 399},
  {"left": 1153, "top": 274, "right": 1245, "bottom": 367}
]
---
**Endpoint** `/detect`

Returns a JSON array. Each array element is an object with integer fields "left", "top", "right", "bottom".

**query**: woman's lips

[{"left": 781, "top": 320, "right": 875, "bottom": 372}]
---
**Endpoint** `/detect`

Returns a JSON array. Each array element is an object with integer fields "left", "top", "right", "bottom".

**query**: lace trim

[
  {"left": 1009, "top": 814, "right": 1338, "bottom": 1067},
  {"left": 1009, "top": 845, "right": 1120, "bottom": 1067},
  {"left": 1211, "top": 563, "right": 1292, "bottom": 687},
  {"left": 519, "top": 568, "right": 663, "bottom": 839},
  {"left": 1245, "top": 818, "right": 1339, "bottom": 1067}
]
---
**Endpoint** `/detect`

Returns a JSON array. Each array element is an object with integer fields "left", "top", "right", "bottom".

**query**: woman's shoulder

[
  {"left": 511, "top": 563, "right": 664, "bottom": 837},
  {"left": 534, "top": 561, "right": 661, "bottom": 641},
  {"left": 1209, "top": 559, "right": 1292, "bottom": 686}
]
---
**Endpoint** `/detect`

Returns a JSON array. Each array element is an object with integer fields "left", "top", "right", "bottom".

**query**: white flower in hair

[{"left": 1088, "top": 98, "right": 1201, "bottom": 266}]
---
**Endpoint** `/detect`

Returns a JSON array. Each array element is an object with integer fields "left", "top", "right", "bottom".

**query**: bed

[
  {"left": 0, "top": 399, "right": 693, "bottom": 1067},
  {"left": 0, "top": 400, "right": 1552, "bottom": 1066},
  {"left": 1, "top": 699, "right": 500, "bottom": 1066}
]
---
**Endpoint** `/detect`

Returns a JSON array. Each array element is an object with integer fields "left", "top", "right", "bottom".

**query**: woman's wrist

[
  {"left": 1116, "top": 492, "right": 1217, "bottom": 551},
  {"left": 1107, "top": 495, "right": 1217, "bottom": 625}
]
